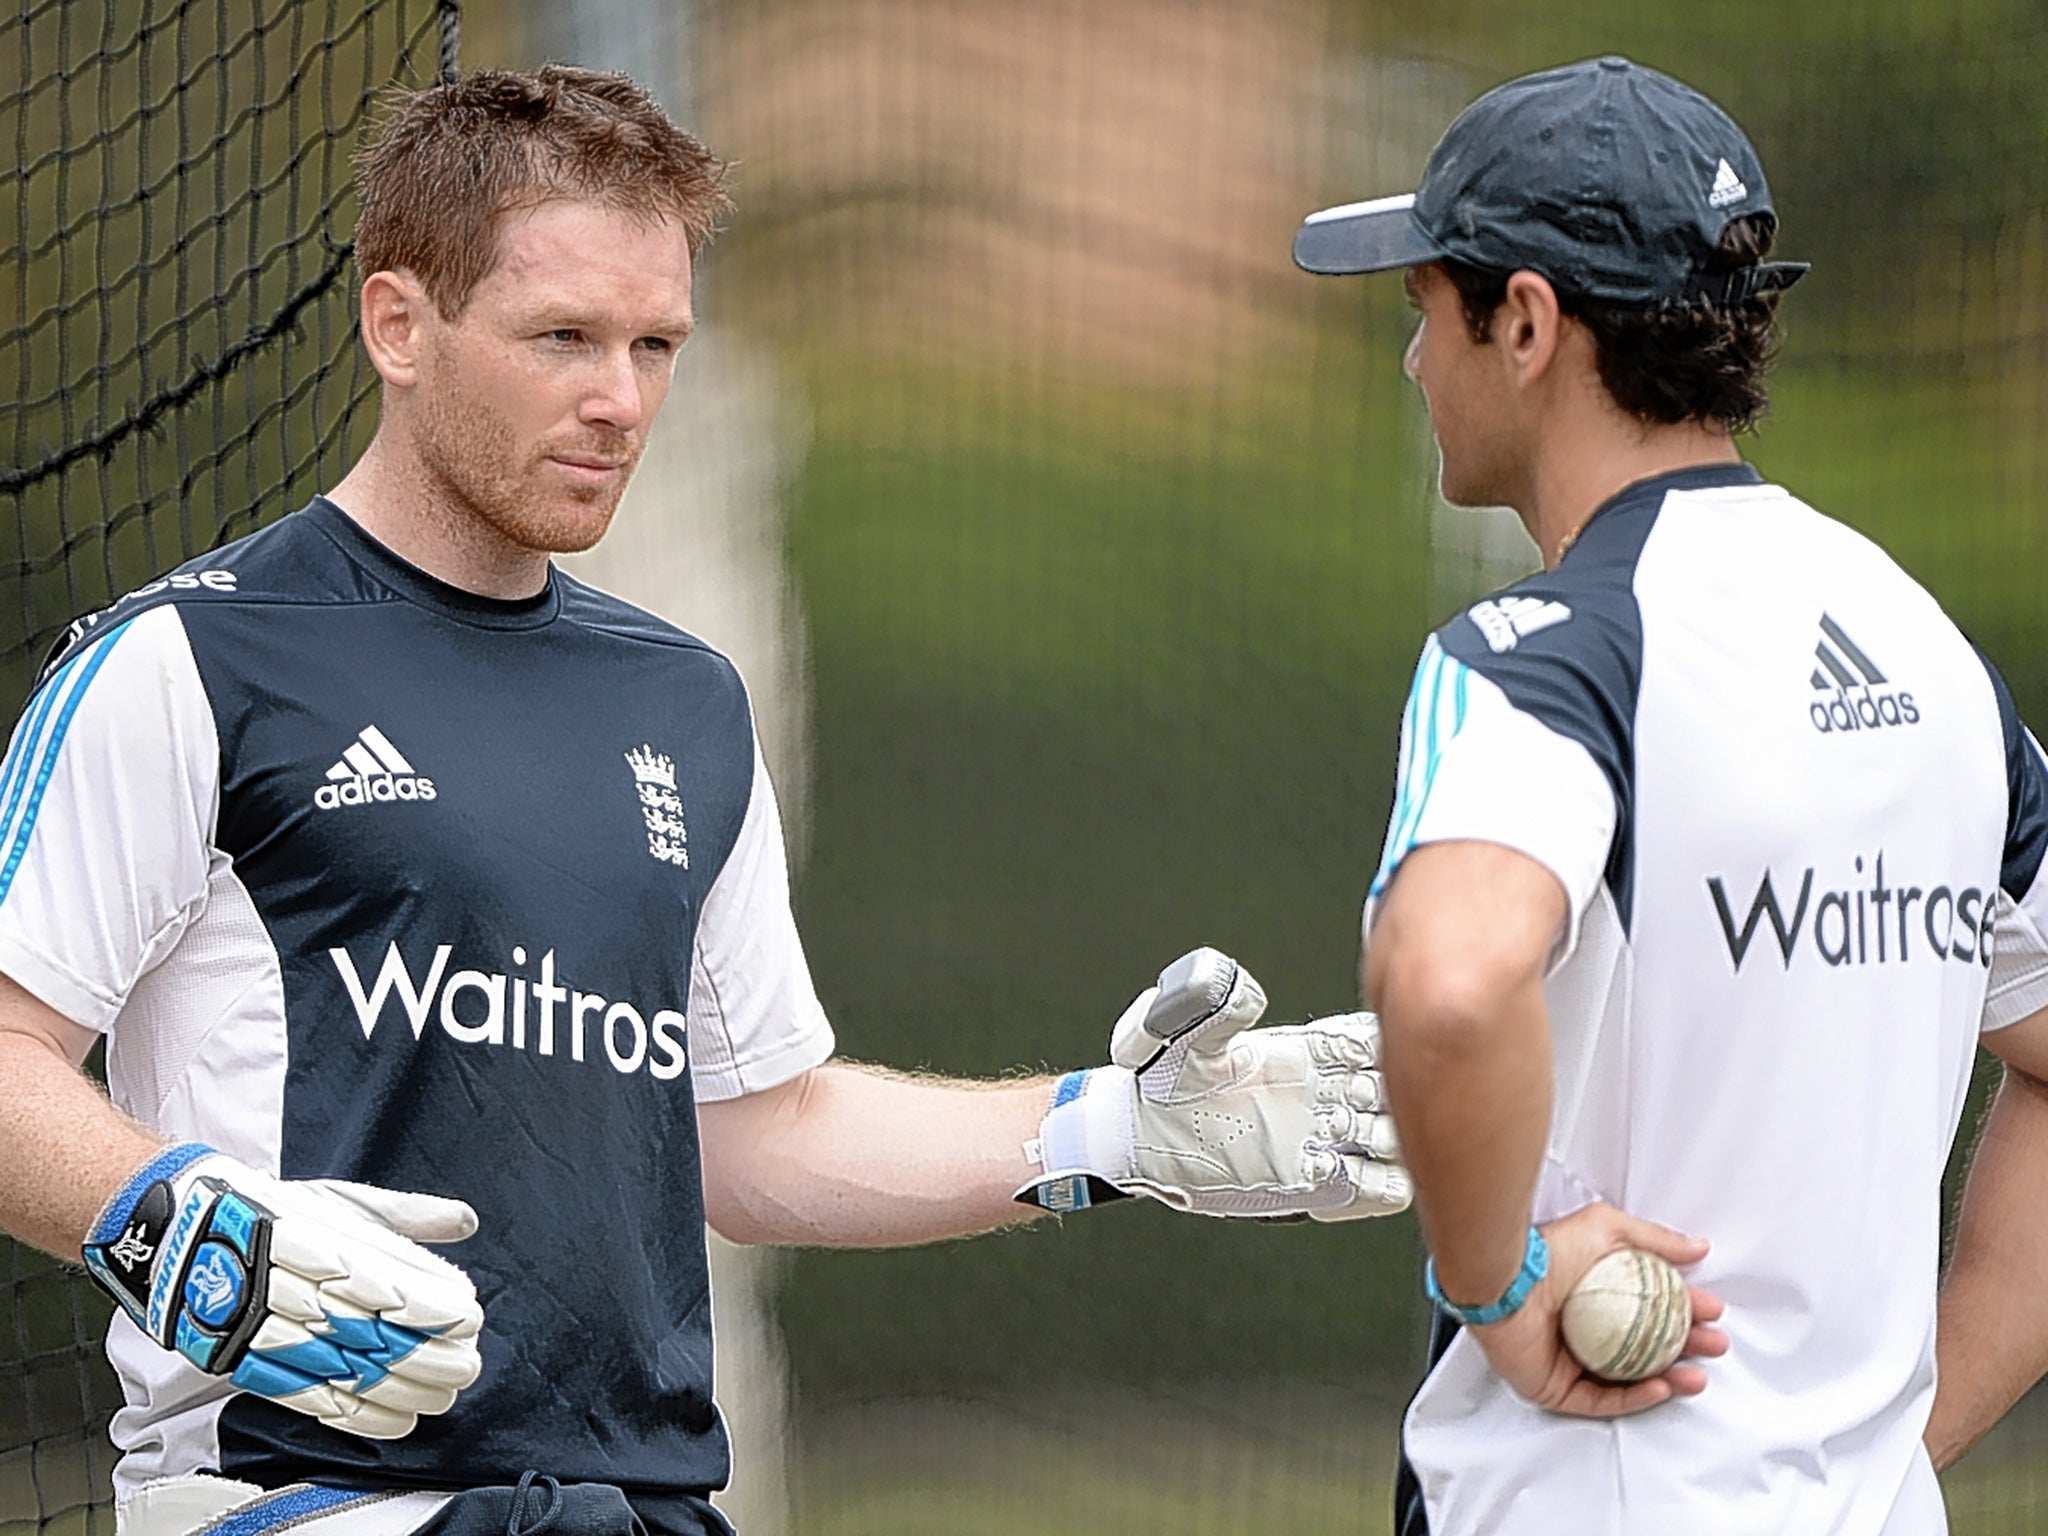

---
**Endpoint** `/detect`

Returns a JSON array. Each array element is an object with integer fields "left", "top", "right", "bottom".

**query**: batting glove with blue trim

[
  {"left": 82, "top": 1144, "right": 484, "bottom": 1439},
  {"left": 1017, "top": 948, "right": 1410, "bottom": 1220}
]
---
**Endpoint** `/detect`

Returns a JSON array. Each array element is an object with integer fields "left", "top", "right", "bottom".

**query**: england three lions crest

[{"left": 625, "top": 745, "right": 689, "bottom": 868}]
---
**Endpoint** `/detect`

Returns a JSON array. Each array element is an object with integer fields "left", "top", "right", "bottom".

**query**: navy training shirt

[{"left": 2, "top": 499, "right": 836, "bottom": 1534}]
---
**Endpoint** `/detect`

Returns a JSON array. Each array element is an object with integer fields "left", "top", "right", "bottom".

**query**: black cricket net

[{"left": 1, "top": 4, "right": 453, "bottom": 1532}]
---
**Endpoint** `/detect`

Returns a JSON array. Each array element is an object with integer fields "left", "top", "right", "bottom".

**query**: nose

[
  {"left": 580, "top": 347, "right": 648, "bottom": 432},
  {"left": 1403, "top": 321, "right": 1424, "bottom": 382}
]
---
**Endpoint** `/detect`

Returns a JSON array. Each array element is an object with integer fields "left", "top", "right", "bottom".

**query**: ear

[
  {"left": 1496, "top": 270, "right": 1566, "bottom": 389},
  {"left": 358, "top": 269, "right": 432, "bottom": 389}
]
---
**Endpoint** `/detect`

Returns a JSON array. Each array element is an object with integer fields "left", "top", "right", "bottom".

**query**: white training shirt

[{"left": 1367, "top": 464, "right": 2048, "bottom": 1536}]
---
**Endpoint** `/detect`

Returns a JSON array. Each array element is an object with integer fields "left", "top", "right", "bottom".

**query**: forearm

[
  {"left": 0, "top": 975, "right": 163, "bottom": 1258},
  {"left": 1365, "top": 842, "right": 1565, "bottom": 1307},
  {"left": 1378, "top": 971, "right": 1551, "bottom": 1304},
  {"left": 701, "top": 1062, "right": 1054, "bottom": 1247},
  {"left": 1928, "top": 1065, "right": 2048, "bottom": 1469}
]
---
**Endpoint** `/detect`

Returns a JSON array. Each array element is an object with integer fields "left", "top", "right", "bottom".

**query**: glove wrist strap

[
  {"left": 1012, "top": 1069, "right": 1135, "bottom": 1213},
  {"left": 81, "top": 1143, "right": 220, "bottom": 1328},
  {"left": 86, "top": 1143, "right": 216, "bottom": 1249},
  {"left": 1425, "top": 1226, "right": 1548, "bottom": 1326}
]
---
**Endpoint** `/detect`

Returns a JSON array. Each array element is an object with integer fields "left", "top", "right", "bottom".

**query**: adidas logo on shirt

[
  {"left": 1468, "top": 595, "right": 1572, "bottom": 654},
  {"left": 1707, "top": 157, "right": 1748, "bottom": 209},
  {"left": 314, "top": 725, "right": 437, "bottom": 809},
  {"left": 1808, "top": 614, "right": 1919, "bottom": 734}
]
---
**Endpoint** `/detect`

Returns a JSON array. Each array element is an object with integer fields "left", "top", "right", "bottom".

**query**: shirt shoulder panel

[
  {"left": 553, "top": 571, "right": 731, "bottom": 661},
  {"left": 0, "top": 604, "right": 220, "bottom": 1030},
  {"left": 37, "top": 506, "right": 401, "bottom": 685},
  {"left": 1431, "top": 492, "right": 1656, "bottom": 923},
  {"left": 1368, "top": 649, "right": 1619, "bottom": 965},
  {"left": 1977, "top": 647, "right": 2048, "bottom": 901}
]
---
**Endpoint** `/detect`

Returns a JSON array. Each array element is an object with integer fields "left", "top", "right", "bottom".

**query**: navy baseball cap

[{"left": 1294, "top": 57, "right": 1808, "bottom": 306}]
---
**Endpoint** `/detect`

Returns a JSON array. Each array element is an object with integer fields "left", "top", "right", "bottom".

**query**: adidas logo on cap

[
  {"left": 1707, "top": 157, "right": 1748, "bottom": 209},
  {"left": 314, "top": 725, "right": 437, "bottom": 809}
]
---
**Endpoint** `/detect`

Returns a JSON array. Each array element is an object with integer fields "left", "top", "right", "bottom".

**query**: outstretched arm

[
  {"left": 1927, "top": 1007, "right": 2048, "bottom": 1470},
  {"left": 698, "top": 1063, "right": 1050, "bottom": 1247},
  {"left": 698, "top": 949, "right": 1408, "bottom": 1248}
]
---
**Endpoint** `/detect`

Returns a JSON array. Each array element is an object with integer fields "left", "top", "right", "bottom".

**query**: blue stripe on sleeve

[
  {"left": 1372, "top": 644, "right": 1472, "bottom": 898},
  {"left": 1390, "top": 648, "right": 1457, "bottom": 854},
  {"left": 0, "top": 651, "right": 80, "bottom": 856},
  {"left": 1385, "top": 644, "right": 1429, "bottom": 835},
  {"left": 0, "top": 620, "right": 135, "bottom": 908},
  {"left": 1384, "top": 643, "right": 1443, "bottom": 860}
]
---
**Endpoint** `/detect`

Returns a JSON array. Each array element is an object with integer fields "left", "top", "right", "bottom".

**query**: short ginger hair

[{"left": 352, "top": 64, "right": 732, "bottom": 318}]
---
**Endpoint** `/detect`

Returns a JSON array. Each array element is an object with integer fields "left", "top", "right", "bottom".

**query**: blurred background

[{"left": 4, "top": 1, "right": 2046, "bottom": 1533}]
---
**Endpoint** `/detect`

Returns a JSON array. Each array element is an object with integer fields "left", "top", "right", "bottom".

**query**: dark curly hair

[
  {"left": 353, "top": 65, "right": 732, "bottom": 319},
  {"left": 1441, "top": 215, "right": 1787, "bottom": 433}
]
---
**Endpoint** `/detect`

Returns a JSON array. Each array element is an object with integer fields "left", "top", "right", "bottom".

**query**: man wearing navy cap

[{"left": 1297, "top": 57, "right": 2048, "bottom": 1534}]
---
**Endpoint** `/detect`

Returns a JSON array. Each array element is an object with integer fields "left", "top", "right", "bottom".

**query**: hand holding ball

[{"left": 1560, "top": 1247, "right": 1690, "bottom": 1382}]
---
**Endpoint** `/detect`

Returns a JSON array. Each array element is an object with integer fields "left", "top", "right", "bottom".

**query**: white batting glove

[
  {"left": 1017, "top": 948, "right": 1410, "bottom": 1221},
  {"left": 82, "top": 1144, "right": 484, "bottom": 1440}
]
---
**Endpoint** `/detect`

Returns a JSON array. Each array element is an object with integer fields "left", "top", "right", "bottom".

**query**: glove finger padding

[
  {"left": 83, "top": 1145, "right": 485, "bottom": 1442},
  {"left": 1123, "top": 1014, "right": 1409, "bottom": 1218},
  {"left": 1307, "top": 1153, "right": 1413, "bottom": 1223},
  {"left": 1109, "top": 947, "right": 1268, "bottom": 1087},
  {"left": 298, "top": 1178, "right": 481, "bottom": 1245}
]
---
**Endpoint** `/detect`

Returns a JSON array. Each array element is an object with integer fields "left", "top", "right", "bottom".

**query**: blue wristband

[{"left": 1425, "top": 1227, "right": 1549, "bottom": 1326}]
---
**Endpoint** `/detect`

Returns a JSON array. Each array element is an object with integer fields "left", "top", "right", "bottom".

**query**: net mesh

[
  {"left": 0, "top": 5, "right": 445, "bottom": 1532},
  {"left": 0, "top": 0, "right": 447, "bottom": 704}
]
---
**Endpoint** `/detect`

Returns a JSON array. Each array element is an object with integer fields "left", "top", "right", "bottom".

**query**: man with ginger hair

[{"left": 0, "top": 65, "right": 1412, "bottom": 1536}]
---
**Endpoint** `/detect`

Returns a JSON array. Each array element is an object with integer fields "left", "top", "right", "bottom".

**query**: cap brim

[{"left": 1293, "top": 193, "right": 1447, "bottom": 275}]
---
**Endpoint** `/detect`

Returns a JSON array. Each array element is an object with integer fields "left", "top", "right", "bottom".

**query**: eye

[
  {"left": 634, "top": 336, "right": 674, "bottom": 357},
  {"left": 542, "top": 328, "right": 582, "bottom": 345}
]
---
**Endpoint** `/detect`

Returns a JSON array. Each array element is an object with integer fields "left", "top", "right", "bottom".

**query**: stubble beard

[{"left": 413, "top": 379, "right": 641, "bottom": 560}]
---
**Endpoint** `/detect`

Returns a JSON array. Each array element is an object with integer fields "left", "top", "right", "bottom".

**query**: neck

[
  {"left": 326, "top": 433, "right": 552, "bottom": 599},
  {"left": 1518, "top": 417, "right": 1741, "bottom": 569}
]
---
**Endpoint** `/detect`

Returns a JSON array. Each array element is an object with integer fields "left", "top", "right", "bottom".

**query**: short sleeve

[
  {"left": 0, "top": 606, "right": 218, "bottom": 1032},
  {"left": 1981, "top": 662, "right": 2048, "bottom": 1031},
  {"left": 1366, "top": 635, "right": 1620, "bottom": 964},
  {"left": 685, "top": 736, "right": 835, "bottom": 1100}
]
